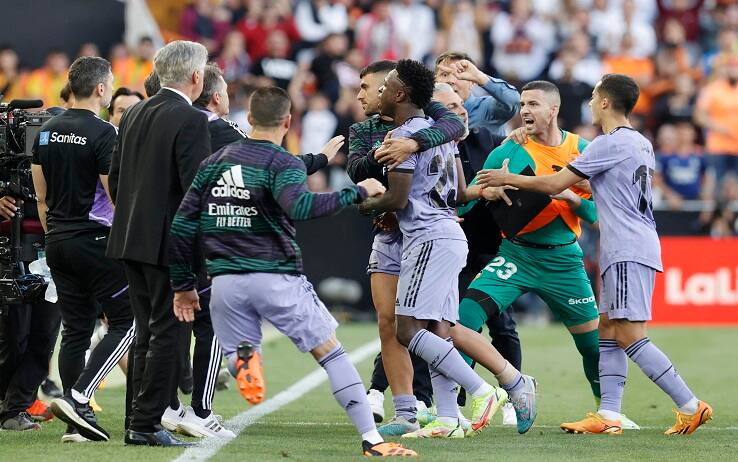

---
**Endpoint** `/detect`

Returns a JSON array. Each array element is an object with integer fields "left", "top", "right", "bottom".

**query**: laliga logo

[{"left": 665, "top": 267, "right": 738, "bottom": 305}]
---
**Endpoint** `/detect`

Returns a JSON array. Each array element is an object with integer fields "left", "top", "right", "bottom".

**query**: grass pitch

[{"left": 1, "top": 324, "right": 736, "bottom": 461}]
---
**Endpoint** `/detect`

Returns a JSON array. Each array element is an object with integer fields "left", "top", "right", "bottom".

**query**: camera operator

[
  {"left": 0, "top": 194, "right": 60, "bottom": 431},
  {"left": 30, "top": 56, "right": 133, "bottom": 443}
]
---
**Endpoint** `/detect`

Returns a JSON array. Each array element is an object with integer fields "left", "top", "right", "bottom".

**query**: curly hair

[{"left": 395, "top": 59, "right": 435, "bottom": 109}]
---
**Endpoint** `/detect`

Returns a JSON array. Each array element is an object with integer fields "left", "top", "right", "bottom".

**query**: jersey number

[
  {"left": 428, "top": 154, "right": 457, "bottom": 209},
  {"left": 633, "top": 165, "right": 654, "bottom": 215},
  {"left": 483, "top": 256, "right": 518, "bottom": 280}
]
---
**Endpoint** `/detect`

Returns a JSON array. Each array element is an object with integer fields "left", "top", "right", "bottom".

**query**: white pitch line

[{"left": 173, "top": 338, "right": 381, "bottom": 462}]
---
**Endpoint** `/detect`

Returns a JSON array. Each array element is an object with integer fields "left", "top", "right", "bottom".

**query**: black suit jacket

[{"left": 107, "top": 89, "right": 211, "bottom": 265}]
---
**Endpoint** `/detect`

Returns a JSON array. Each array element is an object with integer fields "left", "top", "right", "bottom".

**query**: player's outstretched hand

[
  {"left": 358, "top": 178, "right": 386, "bottom": 198},
  {"left": 482, "top": 185, "right": 518, "bottom": 205},
  {"left": 320, "top": 135, "right": 345, "bottom": 164},
  {"left": 436, "top": 59, "right": 487, "bottom": 85},
  {"left": 173, "top": 289, "right": 201, "bottom": 323},
  {"left": 375, "top": 137, "right": 419, "bottom": 170},
  {"left": 476, "top": 158, "right": 510, "bottom": 188},
  {"left": 503, "top": 127, "right": 528, "bottom": 145},
  {"left": 0, "top": 196, "right": 18, "bottom": 220}
]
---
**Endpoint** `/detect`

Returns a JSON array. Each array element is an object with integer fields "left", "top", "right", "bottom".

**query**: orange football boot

[
  {"left": 235, "top": 342, "right": 264, "bottom": 405},
  {"left": 665, "top": 401, "right": 713, "bottom": 435},
  {"left": 362, "top": 441, "right": 417, "bottom": 457},
  {"left": 560, "top": 412, "right": 623, "bottom": 434}
]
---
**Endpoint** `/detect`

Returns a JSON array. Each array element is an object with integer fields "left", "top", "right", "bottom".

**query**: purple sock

[
  {"left": 392, "top": 394, "right": 417, "bottom": 421},
  {"left": 598, "top": 339, "right": 627, "bottom": 414},
  {"left": 625, "top": 338, "right": 695, "bottom": 409},
  {"left": 408, "top": 329, "right": 485, "bottom": 395},
  {"left": 319, "top": 345, "right": 376, "bottom": 435}
]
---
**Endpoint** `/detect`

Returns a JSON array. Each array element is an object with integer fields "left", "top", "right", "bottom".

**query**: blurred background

[{"left": 1, "top": 0, "right": 736, "bottom": 325}]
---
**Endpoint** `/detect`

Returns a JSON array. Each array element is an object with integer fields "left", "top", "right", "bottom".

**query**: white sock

[
  {"left": 469, "top": 382, "right": 493, "bottom": 398},
  {"left": 362, "top": 429, "right": 383, "bottom": 445},
  {"left": 438, "top": 416, "right": 459, "bottom": 426},
  {"left": 678, "top": 397, "right": 699, "bottom": 414},
  {"left": 597, "top": 409, "right": 621, "bottom": 421},
  {"left": 71, "top": 389, "right": 89, "bottom": 404}
]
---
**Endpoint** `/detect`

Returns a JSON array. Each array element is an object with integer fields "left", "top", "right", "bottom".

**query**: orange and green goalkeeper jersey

[{"left": 459, "top": 130, "right": 597, "bottom": 246}]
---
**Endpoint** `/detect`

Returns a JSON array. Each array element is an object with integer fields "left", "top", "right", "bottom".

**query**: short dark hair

[
  {"left": 144, "top": 70, "right": 160, "bottom": 97},
  {"left": 60, "top": 82, "right": 72, "bottom": 103},
  {"left": 395, "top": 59, "right": 435, "bottom": 109},
  {"left": 249, "top": 86, "right": 291, "bottom": 127},
  {"left": 435, "top": 51, "right": 474, "bottom": 68},
  {"left": 68, "top": 56, "right": 111, "bottom": 99},
  {"left": 194, "top": 64, "right": 225, "bottom": 107},
  {"left": 359, "top": 60, "right": 396, "bottom": 78},
  {"left": 110, "top": 87, "right": 144, "bottom": 113},
  {"left": 597, "top": 74, "right": 640, "bottom": 116},
  {"left": 521, "top": 80, "right": 561, "bottom": 104}
]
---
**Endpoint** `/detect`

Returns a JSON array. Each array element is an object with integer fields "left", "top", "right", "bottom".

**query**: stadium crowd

[{"left": 2, "top": 0, "right": 738, "bottom": 235}]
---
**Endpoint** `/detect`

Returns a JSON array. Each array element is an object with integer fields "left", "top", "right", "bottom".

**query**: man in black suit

[{"left": 107, "top": 40, "right": 210, "bottom": 447}]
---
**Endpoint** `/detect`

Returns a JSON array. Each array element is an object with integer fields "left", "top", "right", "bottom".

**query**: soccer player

[
  {"left": 359, "top": 59, "right": 507, "bottom": 438},
  {"left": 348, "top": 60, "right": 465, "bottom": 434},
  {"left": 452, "top": 81, "right": 600, "bottom": 433},
  {"left": 168, "top": 86, "right": 416, "bottom": 456},
  {"left": 476, "top": 73, "right": 713, "bottom": 435}
]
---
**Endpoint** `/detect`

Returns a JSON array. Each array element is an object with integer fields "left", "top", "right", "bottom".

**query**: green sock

[
  {"left": 457, "top": 298, "right": 488, "bottom": 366},
  {"left": 572, "top": 329, "right": 601, "bottom": 399}
]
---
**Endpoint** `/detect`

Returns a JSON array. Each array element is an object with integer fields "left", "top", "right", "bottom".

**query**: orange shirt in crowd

[
  {"left": 603, "top": 55, "right": 655, "bottom": 115},
  {"left": 112, "top": 57, "right": 153, "bottom": 95},
  {"left": 12, "top": 68, "right": 68, "bottom": 107},
  {"left": 696, "top": 78, "right": 738, "bottom": 155}
]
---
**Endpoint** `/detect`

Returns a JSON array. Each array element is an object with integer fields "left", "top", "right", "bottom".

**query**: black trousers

[
  {"left": 369, "top": 351, "right": 433, "bottom": 408},
  {"left": 123, "top": 260, "right": 183, "bottom": 433},
  {"left": 0, "top": 298, "right": 60, "bottom": 421},
  {"left": 175, "top": 279, "right": 221, "bottom": 416},
  {"left": 46, "top": 232, "right": 134, "bottom": 400}
]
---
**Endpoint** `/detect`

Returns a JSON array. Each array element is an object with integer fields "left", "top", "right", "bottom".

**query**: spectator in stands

[
  {"left": 309, "top": 33, "right": 348, "bottom": 104},
  {"left": 293, "top": 0, "right": 349, "bottom": 49},
  {"left": 654, "top": 123, "right": 710, "bottom": 209},
  {"left": 180, "top": 0, "right": 232, "bottom": 54},
  {"left": 603, "top": 33, "right": 655, "bottom": 123},
  {"left": 112, "top": 37, "right": 155, "bottom": 95},
  {"left": 437, "top": 0, "right": 485, "bottom": 66},
  {"left": 703, "top": 28, "right": 738, "bottom": 78},
  {"left": 14, "top": 49, "right": 69, "bottom": 107},
  {"left": 217, "top": 30, "right": 251, "bottom": 83},
  {"left": 550, "top": 48, "right": 593, "bottom": 131},
  {"left": 597, "top": 0, "right": 657, "bottom": 58},
  {"left": 0, "top": 46, "right": 19, "bottom": 100},
  {"left": 491, "top": 0, "right": 556, "bottom": 84},
  {"left": 300, "top": 93, "right": 337, "bottom": 156},
  {"left": 392, "top": 0, "right": 437, "bottom": 63},
  {"left": 237, "top": 0, "right": 300, "bottom": 61},
  {"left": 355, "top": 0, "right": 401, "bottom": 63},
  {"left": 651, "top": 73, "right": 697, "bottom": 128},
  {"left": 251, "top": 30, "right": 298, "bottom": 89},
  {"left": 656, "top": 0, "right": 705, "bottom": 43},
  {"left": 108, "top": 87, "right": 144, "bottom": 127},
  {"left": 548, "top": 31, "right": 603, "bottom": 87},
  {"left": 695, "top": 56, "right": 738, "bottom": 185},
  {"left": 77, "top": 42, "right": 100, "bottom": 58}
]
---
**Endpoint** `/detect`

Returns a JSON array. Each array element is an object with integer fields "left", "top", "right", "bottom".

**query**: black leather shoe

[{"left": 124, "top": 428, "right": 195, "bottom": 447}]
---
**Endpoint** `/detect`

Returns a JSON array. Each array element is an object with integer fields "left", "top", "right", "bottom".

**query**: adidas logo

[
  {"left": 212, "top": 165, "right": 251, "bottom": 199},
  {"left": 345, "top": 400, "right": 359, "bottom": 410}
]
